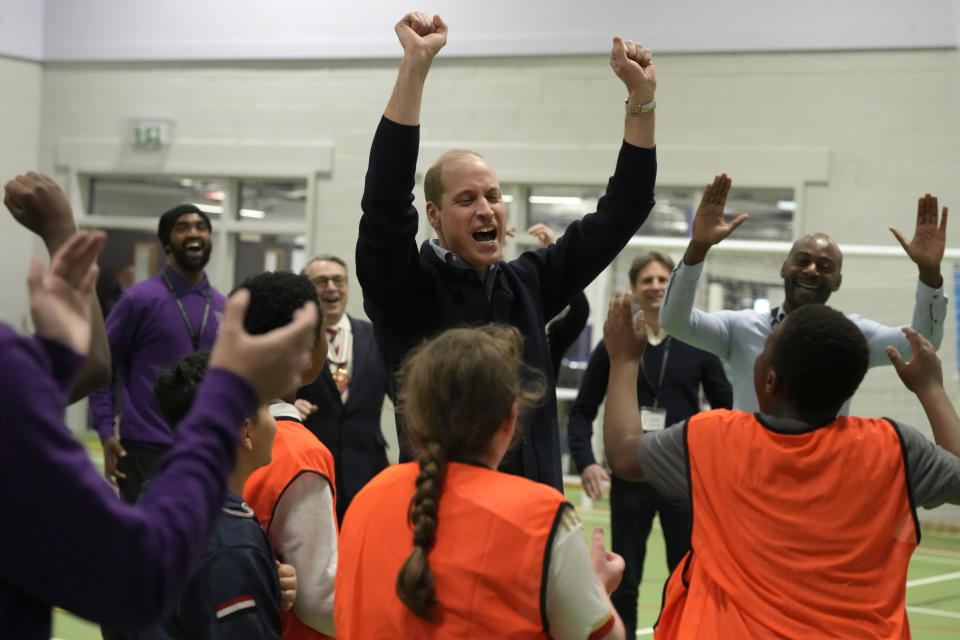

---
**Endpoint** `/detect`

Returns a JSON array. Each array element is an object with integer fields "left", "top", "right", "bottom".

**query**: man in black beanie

[
  {"left": 92, "top": 203, "right": 226, "bottom": 640},
  {"left": 90, "top": 203, "right": 225, "bottom": 504}
]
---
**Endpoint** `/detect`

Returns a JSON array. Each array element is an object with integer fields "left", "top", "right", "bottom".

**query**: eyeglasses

[{"left": 311, "top": 276, "right": 347, "bottom": 288}]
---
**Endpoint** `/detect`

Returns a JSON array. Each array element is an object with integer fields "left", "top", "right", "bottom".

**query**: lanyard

[
  {"left": 638, "top": 337, "right": 671, "bottom": 408},
  {"left": 162, "top": 272, "right": 212, "bottom": 352}
]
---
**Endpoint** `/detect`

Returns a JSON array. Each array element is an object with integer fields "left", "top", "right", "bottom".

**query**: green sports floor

[{"left": 52, "top": 444, "right": 960, "bottom": 639}]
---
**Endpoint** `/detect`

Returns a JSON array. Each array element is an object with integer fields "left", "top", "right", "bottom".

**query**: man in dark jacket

[
  {"left": 356, "top": 11, "right": 659, "bottom": 489},
  {"left": 296, "top": 255, "right": 389, "bottom": 523}
]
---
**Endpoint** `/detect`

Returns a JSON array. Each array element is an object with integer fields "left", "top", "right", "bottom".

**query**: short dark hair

[
  {"left": 232, "top": 271, "right": 320, "bottom": 339},
  {"left": 154, "top": 351, "right": 210, "bottom": 429},
  {"left": 628, "top": 251, "right": 674, "bottom": 287},
  {"left": 772, "top": 304, "right": 868, "bottom": 416},
  {"left": 302, "top": 255, "right": 348, "bottom": 276}
]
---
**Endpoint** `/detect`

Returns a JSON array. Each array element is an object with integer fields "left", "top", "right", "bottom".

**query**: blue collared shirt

[{"left": 428, "top": 239, "right": 499, "bottom": 300}]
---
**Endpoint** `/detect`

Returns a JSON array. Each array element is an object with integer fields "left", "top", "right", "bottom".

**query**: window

[{"left": 82, "top": 174, "right": 310, "bottom": 304}]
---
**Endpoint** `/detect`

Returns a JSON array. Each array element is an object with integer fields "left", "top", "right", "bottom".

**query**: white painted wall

[{"left": 0, "top": 56, "right": 43, "bottom": 329}]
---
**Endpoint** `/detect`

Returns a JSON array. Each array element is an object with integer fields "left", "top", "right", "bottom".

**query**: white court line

[
  {"left": 633, "top": 568, "right": 960, "bottom": 636},
  {"left": 906, "top": 570, "right": 960, "bottom": 588},
  {"left": 906, "top": 606, "right": 960, "bottom": 620},
  {"left": 913, "top": 553, "right": 960, "bottom": 567}
]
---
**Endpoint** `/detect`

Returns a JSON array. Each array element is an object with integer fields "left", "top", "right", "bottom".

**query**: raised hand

[
  {"left": 890, "top": 193, "right": 947, "bottom": 288},
  {"left": 527, "top": 223, "right": 557, "bottom": 248},
  {"left": 691, "top": 174, "right": 747, "bottom": 246},
  {"left": 604, "top": 291, "right": 647, "bottom": 363},
  {"left": 590, "top": 527, "right": 625, "bottom": 595},
  {"left": 610, "top": 37, "right": 656, "bottom": 105},
  {"left": 28, "top": 231, "right": 105, "bottom": 355},
  {"left": 886, "top": 327, "right": 943, "bottom": 396},
  {"left": 4, "top": 172, "right": 78, "bottom": 252},
  {"left": 395, "top": 12, "right": 447, "bottom": 59},
  {"left": 9, "top": 172, "right": 111, "bottom": 401},
  {"left": 208, "top": 289, "right": 318, "bottom": 403}
]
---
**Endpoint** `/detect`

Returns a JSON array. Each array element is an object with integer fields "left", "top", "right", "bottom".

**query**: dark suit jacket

[{"left": 297, "top": 316, "right": 388, "bottom": 523}]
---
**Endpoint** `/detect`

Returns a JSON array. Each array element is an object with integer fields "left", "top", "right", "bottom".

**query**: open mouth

[
  {"left": 184, "top": 240, "right": 204, "bottom": 256},
  {"left": 472, "top": 226, "right": 497, "bottom": 242},
  {"left": 795, "top": 280, "right": 819, "bottom": 291}
]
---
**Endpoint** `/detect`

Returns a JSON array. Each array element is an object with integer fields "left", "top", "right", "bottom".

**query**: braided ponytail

[
  {"left": 396, "top": 440, "right": 446, "bottom": 620},
  {"left": 393, "top": 325, "right": 546, "bottom": 622}
]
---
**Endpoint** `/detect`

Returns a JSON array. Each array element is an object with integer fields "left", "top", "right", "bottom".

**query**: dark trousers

[
  {"left": 115, "top": 440, "right": 168, "bottom": 504},
  {"left": 101, "top": 441, "right": 168, "bottom": 640},
  {"left": 609, "top": 475, "right": 691, "bottom": 638}
]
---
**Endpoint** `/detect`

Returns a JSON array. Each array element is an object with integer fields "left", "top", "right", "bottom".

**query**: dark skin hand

[
  {"left": 890, "top": 193, "right": 947, "bottom": 289},
  {"left": 682, "top": 173, "right": 749, "bottom": 266},
  {"left": 4, "top": 172, "right": 110, "bottom": 403}
]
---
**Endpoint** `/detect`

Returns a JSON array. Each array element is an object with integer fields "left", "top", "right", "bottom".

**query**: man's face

[
  {"left": 166, "top": 213, "right": 212, "bottom": 273},
  {"left": 305, "top": 260, "right": 348, "bottom": 326},
  {"left": 426, "top": 154, "right": 507, "bottom": 271},
  {"left": 780, "top": 234, "right": 842, "bottom": 310},
  {"left": 632, "top": 260, "right": 671, "bottom": 314}
]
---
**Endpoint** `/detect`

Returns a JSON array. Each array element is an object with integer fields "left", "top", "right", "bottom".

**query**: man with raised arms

[
  {"left": 660, "top": 173, "right": 947, "bottom": 412},
  {"left": 356, "top": 11, "right": 658, "bottom": 489}
]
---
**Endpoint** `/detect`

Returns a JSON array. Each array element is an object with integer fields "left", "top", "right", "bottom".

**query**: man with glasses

[{"left": 296, "top": 255, "right": 389, "bottom": 523}]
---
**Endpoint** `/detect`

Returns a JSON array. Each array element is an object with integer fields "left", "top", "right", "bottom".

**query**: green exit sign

[{"left": 132, "top": 119, "right": 172, "bottom": 149}]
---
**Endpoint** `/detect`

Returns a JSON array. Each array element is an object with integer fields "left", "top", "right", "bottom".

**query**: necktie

[{"left": 326, "top": 328, "right": 349, "bottom": 393}]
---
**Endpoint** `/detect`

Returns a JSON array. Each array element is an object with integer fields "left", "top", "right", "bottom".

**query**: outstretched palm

[
  {"left": 690, "top": 174, "right": 748, "bottom": 247},
  {"left": 890, "top": 194, "right": 947, "bottom": 274}
]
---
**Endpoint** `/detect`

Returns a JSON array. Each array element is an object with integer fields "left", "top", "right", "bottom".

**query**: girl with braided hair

[{"left": 335, "top": 325, "right": 627, "bottom": 639}]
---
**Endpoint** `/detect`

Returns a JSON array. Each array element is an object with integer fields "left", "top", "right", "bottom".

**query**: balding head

[
  {"left": 423, "top": 149, "right": 487, "bottom": 208},
  {"left": 780, "top": 233, "right": 843, "bottom": 311}
]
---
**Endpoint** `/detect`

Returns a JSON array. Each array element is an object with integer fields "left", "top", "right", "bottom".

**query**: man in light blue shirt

[{"left": 660, "top": 173, "right": 948, "bottom": 412}]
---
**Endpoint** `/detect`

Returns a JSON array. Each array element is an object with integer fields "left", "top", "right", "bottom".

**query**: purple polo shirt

[
  {"left": 0, "top": 322, "right": 257, "bottom": 638},
  {"left": 90, "top": 266, "right": 225, "bottom": 447}
]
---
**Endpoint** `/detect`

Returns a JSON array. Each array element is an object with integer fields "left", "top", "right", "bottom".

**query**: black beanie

[{"left": 157, "top": 204, "right": 212, "bottom": 246}]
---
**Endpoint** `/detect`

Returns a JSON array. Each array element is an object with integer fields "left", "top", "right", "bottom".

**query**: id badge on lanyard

[
  {"left": 639, "top": 337, "right": 670, "bottom": 431},
  {"left": 641, "top": 406, "right": 668, "bottom": 431}
]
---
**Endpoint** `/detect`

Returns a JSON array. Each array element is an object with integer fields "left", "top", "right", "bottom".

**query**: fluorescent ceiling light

[
  {"left": 194, "top": 203, "right": 224, "bottom": 214},
  {"left": 777, "top": 200, "right": 796, "bottom": 211},
  {"left": 240, "top": 208, "right": 266, "bottom": 219}
]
